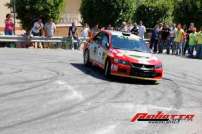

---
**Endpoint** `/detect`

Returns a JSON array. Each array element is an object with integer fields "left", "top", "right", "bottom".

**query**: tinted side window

[{"left": 101, "top": 34, "right": 109, "bottom": 48}]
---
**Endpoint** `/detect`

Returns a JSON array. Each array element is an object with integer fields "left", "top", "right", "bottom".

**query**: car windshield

[{"left": 111, "top": 35, "right": 151, "bottom": 53}]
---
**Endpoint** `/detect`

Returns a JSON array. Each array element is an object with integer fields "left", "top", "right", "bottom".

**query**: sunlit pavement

[{"left": 0, "top": 48, "right": 201, "bottom": 134}]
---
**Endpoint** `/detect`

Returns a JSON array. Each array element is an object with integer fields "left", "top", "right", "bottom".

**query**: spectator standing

[
  {"left": 150, "top": 25, "right": 159, "bottom": 53},
  {"left": 196, "top": 27, "right": 202, "bottom": 59},
  {"left": 157, "top": 23, "right": 163, "bottom": 33},
  {"left": 121, "top": 22, "right": 128, "bottom": 32},
  {"left": 169, "top": 24, "right": 176, "bottom": 53},
  {"left": 45, "top": 19, "right": 56, "bottom": 37},
  {"left": 173, "top": 24, "right": 184, "bottom": 55},
  {"left": 4, "top": 14, "right": 14, "bottom": 35},
  {"left": 81, "top": 23, "right": 90, "bottom": 40},
  {"left": 44, "top": 18, "right": 56, "bottom": 48},
  {"left": 31, "top": 18, "right": 44, "bottom": 36},
  {"left": 182, "top": 25, "right": 187, "bottom": 55},
  {"left": 138, "top": 21, "right": 146, "bottom": 39},
  {"left": 31, "top": 18, "right": 44, "bottom": 48},
  {"left": 183, "top": 23, "right": 195, "bottom": 55},
  {"left": 188, "top": 28, "right": 197, "bottom": 57},
  {"left": 131, "top": 23, "right": 139, "bottom": 35},
  {"left": 88, "top": 24, "right": 100, "bottom": 41},
  {"left": 128, "top": 22, "right": 134, "bottom": 32},
  {"left": 68, "top": 22, "right": 79, "bottom": 49},
  {"left": 107, "top": 24, "right": 114, "bottom": 30},
  {"left": 80, "top": 24, "right": 90, "bottom": 50},
  {"left": 159, "top": 24, "right": 170, "bottom": 54},
  {"left": 92, "top": 24, "right": 100, "bottom": 37}
]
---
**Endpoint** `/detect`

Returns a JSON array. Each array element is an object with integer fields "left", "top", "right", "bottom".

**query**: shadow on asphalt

[{"left": 70, "top": 63, "right": 159, "bottom": 85}]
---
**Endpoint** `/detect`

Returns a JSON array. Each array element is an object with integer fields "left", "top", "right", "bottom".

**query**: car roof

[{"left": 103, "top": 30, "right": 141, "bottom": 40}]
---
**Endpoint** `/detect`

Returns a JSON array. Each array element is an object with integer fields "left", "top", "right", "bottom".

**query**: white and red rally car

[{"left": 83, "top": 30, "right": 163, "bottom": 81}]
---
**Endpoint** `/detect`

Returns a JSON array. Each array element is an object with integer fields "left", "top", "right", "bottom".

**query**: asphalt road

[{"left": 0, "top": 48, "right": 201, "bottom": 134}]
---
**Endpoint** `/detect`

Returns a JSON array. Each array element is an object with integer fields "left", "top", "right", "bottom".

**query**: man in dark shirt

[
  {"left": 159, "top": 24, "right": 170, "bottom": 54},
  {"left": 150, "top": 25, "right": 159, "bottom": 53},
  {"left": 131, "top": 23, "right": 139, "bottom": 35},
  {"left": 68, "top": 22, "right": 79, "bottom": 49},
  {"left": 68, "top": 22, "right": 78, "bottom": 38}
]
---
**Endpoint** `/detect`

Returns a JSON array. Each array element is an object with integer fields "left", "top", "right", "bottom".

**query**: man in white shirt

[
  {"left": 81, "top": 23, "right": 89, "bottom": 40},
  {"left": 121, "top": 22, "right": 129, "bottom": 32},
  {"left": 44, "top": 19, "right": 56, "bottom": 48},
  {"left": 138, "top": 21, "right": 146, "bottom": 39},
  {"left": 45, "top": 19, "right": 56, "bottom": 37}
]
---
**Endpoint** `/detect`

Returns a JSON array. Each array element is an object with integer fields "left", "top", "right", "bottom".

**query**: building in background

[
  {"left": 61, "top": 0, "right": 81, "bottom": 26},
  {"left": 0, "top": 0, "right": 81, "bottom": 35},
  {"left": 0, "top": 0, "right": 10, "bottom": 33}
]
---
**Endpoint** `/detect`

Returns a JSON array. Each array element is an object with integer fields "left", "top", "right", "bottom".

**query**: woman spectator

[
  {"left": 4, "top": 14, "right": 14, "bottom": 36},
  {"left": 31, "top": 18, "right": 44, "bottom": 48}
]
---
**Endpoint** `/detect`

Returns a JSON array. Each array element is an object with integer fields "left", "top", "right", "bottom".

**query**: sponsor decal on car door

[
  {"left": 97, "top": 34, "right": 109, "bottom": 65},
  {"left": 89, "top": 42, "right": 98, "bottom": 61},
  {"left": 89, "top": 33, "right": 102, "bottom": 61},
  {"left": 97, "top": 45, "right": 105, "bottom": 65}
]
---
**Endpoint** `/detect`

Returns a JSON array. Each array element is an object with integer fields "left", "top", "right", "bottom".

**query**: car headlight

[
  {"left": 114, "top": 58, "right": 129, "bottom": 65},
  {"left": 155, "top": 64, "right": 162, "bottom": 69}
]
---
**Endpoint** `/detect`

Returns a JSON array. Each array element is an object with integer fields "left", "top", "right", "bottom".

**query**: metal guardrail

[
  {"left": 0, "top": 35, "right": 149, "bottom": 49},
  {"left": 0, "top": 35, "right": 89, "bottom": 49},
  {"left": 0, "top": 35, "right": 68, "bottom": 43}
]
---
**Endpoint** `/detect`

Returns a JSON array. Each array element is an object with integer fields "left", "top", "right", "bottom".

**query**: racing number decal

[
  {"left": 98, "top": 47, "right": 102, "bottom": 58},
  {"left": 97, "top": 46, "right": 107, "bottom": 65}
]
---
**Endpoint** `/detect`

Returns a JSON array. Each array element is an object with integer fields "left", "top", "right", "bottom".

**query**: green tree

[
  {"left": 134, "top": 0, "right": 174, "bottom": 28},
  {"left": 173, "top": 0, "right": 202, "bottom": 28},
  {"left": 80, "top": 0, "right": 136, "bottom": 28},
  {"left": 7, "top": 0, "right": 64, "bottom": 31}
]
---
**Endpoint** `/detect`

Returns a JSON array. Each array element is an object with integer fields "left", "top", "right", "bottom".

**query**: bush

[{"left": 80, "top": 0, "right": 136, "bottom": 28}]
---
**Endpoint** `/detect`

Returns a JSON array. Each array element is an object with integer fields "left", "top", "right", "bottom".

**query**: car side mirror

[{"left": 105, "top": 43, "right": 110, "bottom": 49}]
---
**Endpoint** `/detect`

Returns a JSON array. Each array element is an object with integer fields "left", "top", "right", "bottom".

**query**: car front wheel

[{"left": 84, "top": 50, "right": 91, "bottom": 66}]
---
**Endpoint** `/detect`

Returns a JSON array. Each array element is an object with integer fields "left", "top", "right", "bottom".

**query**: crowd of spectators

[
  {"left": 150, "top": 22, "right": 202, "bottom": 59},
  {"left": 1, "top": 13, "right": 202, "bottom": 59}
]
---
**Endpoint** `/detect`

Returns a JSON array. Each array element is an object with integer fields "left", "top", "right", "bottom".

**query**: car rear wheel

[
  {"left": 84, "top": 50, "right": 91, "bottom": 66},
  {"left": 104, "top": 59, "right": 111, "bottom": 78}
]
